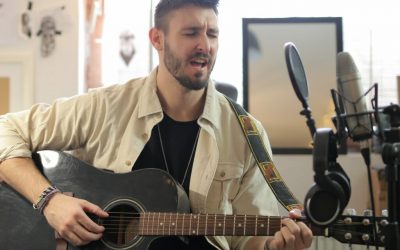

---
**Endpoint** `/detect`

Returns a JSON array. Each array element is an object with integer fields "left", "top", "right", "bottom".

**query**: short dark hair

[{"left": 154, "top": 0, "right": 219, "bottom": 33}]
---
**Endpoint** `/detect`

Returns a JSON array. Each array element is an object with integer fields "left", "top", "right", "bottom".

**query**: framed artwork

[
  {"left": 0, "top": 77, "right": 9, "bottom": 115},
  {"left": 0, "top": 51, "right": 34, "bottom": 113},
  {"left": 242, "top": 17, "right": 344, "bottom": 154},
  {"left": 101, "top": 0, "right": 153, "bottom": 85}
]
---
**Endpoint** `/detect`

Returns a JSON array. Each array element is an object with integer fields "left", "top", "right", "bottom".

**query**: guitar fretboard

[{"left": 139, "top": 212, "right": 283, "bottom": 236}]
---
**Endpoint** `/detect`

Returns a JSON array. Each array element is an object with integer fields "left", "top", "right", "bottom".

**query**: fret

[
  {"left": 147, "top": 212, "right": 151, "bottom": 235},
  {"left": 174, "top": 213, "right": 178, "bottom": 235},
  {"left": 255, "top": 215, "right": 258, "bottom": 236},
  {"left": 196, "top": 214, "right": 200, "bottom": 235},
  {"left": 233, "top": 214, "right": 236, "bottom": 235},
  {"left": 171, "top": 213, "right": 182, "bottom": 235},
  {"left": 168, "top": 213, "right": 176, "bottom": 235},
  {"left": 214, "top": 214, "right": 217, "bottom": 235},
  {"left": 181, "top": 213, "right": 185, "bottom": 236},
  {"left": 163, "top": 212, "right": 166, "bottom": 235},
  {"left": 267, "top": 216, "right": 270, "bottom": 236},
  {"left": 189, "top": 214, "right": 193, "bottom": 235},
  {"left": 223, "top": 214, "right": 226, "bottom": 235},
  {"left": 140, "top": 213, "right": 145, "bottom": 235},
  {"left": 244, "top": 214, "right": 247, "bottom": 235},
  {"left": 205, "top": 214, "right": 208, "bottom": 235},
  {"left": 151, "top": 212, "right": 155, "bottom": 235},
  {"left": 157, "top": 212, "right": 161, "bottom": 235}
]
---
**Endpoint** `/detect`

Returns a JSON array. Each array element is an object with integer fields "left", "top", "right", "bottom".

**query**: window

[
  {"left": 87, "top": 0, "right": 400, "bottom": 108},
  {"left": 212, "top": 0, "right": 400, "bottom": 107}
]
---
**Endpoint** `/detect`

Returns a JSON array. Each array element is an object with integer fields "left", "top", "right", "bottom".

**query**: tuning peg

[
  {"left": 344, "top": 208, "right": 357, "bottom": 216},
  {"left": 380, "top": 209, "right": 389, "bottom": 227},
  {"left": 362, "top": 233, "right": 370, "bottom": 242},
  {"left": 363, "top": 209, "right": 373, "bottom": 217},
  {"left": 361, "top": 209, "right": 373, "bottom": 226},
  {"left": 344, "top": 232, "right": 352, "bottom": 240},
  {"left": 361, "top": 209, "right": 372, "bottom": 226},
  {"left": 343, "top": 208, "right": 356, "bottom": 224}
]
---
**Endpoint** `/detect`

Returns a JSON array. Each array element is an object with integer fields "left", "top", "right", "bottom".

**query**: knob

[
  {"left": 380, "top": 219, "right": 389, "bottom": 226},
  {"left": 344, "top": 233, "right": 352, "bottom": 240},
  {"left": 362, "top": 234, "right": 370, "bottom": 242},
  {"left": 363, "top": 209, "right": 373, "bottom": 217},
  {"left": 344, "top": 208, "right": 357, "bottom": 216}
]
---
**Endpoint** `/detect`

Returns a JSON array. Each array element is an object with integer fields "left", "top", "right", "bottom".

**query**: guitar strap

[{"left": 225, "top": 96, "right": 303, "bottom": 211}]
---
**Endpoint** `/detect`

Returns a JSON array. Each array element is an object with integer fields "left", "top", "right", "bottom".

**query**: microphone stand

[
  {"left": 380, "top": 104, "right": 400, "bottom": 250},
  {"left": 299, "top": 106, "right": 316, "bottom": 139}
]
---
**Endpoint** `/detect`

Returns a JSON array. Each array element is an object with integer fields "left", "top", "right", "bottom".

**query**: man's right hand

[{"left": 43, "top": 193, "right": 109, "bottom": 246}]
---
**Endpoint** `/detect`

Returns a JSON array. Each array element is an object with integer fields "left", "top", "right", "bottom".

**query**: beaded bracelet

[{"left": 33, "top": 185, "right": 61, "bottom": 214}]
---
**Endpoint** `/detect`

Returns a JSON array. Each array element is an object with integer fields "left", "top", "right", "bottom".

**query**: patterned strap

[{"left": 226, "top": 97, "right": 303, "bottom": 211}]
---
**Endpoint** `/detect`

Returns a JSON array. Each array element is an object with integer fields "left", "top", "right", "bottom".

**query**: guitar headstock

[{"left": 324, "top": 214, "right": 386, "bottom": 247}]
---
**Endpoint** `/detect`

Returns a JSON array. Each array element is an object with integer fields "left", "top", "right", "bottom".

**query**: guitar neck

[{"left": 137, "top": 212, "right": 322, "bottom": 236}]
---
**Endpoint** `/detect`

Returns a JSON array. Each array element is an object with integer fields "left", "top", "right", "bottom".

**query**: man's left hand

[{"left": 265, "top": 209, "right": 313, "bottom": 250}]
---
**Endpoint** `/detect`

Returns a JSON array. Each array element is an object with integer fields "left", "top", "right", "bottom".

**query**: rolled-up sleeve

[{"left": 0, "top": 93, "right": 94, "bottom": 163}]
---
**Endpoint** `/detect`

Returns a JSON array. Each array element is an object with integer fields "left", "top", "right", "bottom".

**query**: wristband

[{"left": 33, "top": 185, "right": 60, "bottom": 213}]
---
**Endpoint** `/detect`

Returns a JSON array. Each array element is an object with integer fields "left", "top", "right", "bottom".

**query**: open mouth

[
  {"left": 190, "top": 53, "right": 210, "bottom": 69},
  {"left": 190, "top": 58, "right": 208, "bottom": 68}
]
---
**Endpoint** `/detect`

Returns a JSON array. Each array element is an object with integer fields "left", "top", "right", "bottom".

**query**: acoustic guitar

[{"left": 0, "top": 151, "right": 385, "bottom": 249}]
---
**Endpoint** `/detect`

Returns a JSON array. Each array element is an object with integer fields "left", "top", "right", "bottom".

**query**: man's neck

[{"left": 156, "top": 71, "right": 206, "bottom": 122}]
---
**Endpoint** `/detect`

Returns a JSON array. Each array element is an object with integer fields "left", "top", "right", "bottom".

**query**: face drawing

[
  {"left": 119, "top": 30, "right": 136, "bottom": 66},
  {"left": 37, "top": 16, "right": 62, "bottom": 57}
]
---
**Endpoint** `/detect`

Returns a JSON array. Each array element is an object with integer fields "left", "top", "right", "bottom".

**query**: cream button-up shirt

[{"left": 0, "top": 68, "right": 279, "bottom": 249}]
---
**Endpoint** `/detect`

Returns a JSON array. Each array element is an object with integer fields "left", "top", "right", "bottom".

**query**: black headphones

[{"left": 304, "top": 128, "right": 351, "bottom": 226}]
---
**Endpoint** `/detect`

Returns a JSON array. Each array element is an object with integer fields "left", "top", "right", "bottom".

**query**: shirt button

[
  {"left": 220, "top": 171, "right": 226, "bottom": 178},
  {"left": 125, "top": 160, "right": 132, "bottom": 166}
]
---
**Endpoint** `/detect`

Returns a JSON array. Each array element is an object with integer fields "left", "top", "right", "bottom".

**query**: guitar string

[
  {"left": 157, "top": 123, "right": 200, "bottom": 186},
  {"left": 94, "top": 223, "right": 377, "bottom": 238},
  {"left": 95, "top": 228, "right": 372, "bottom": 238},
  {"left": 91, "top": 214, "right": 375, "bottom": 237},
  {"left": 88, "top": 214, "right": 376, "bottom": 238},
  {"left": 94, "top": 216, "right": 371, "bottom": 237}
]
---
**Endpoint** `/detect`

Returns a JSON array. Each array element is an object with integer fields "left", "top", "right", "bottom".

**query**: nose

[{"left": 196, "top": 33, "right": 211, "bottom": 53}]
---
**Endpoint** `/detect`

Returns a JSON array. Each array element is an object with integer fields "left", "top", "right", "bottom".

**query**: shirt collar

[
  {"left": 199, "top": 79, "right": 220, "bottom": 128},
  {"left": 137, "top": 67, "right": 221, "bottom": 130},
  {"left": 137, "top": 67, "right": 163, "bottom": 119}
]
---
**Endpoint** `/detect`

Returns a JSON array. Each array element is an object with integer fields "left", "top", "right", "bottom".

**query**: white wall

[{"left": 0, "top": 0, "right": 83, "bottom": 107}]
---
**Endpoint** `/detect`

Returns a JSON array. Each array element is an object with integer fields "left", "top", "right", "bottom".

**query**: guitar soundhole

[{"left": 100, "top": 199, "right": 143, "bottom": 249}]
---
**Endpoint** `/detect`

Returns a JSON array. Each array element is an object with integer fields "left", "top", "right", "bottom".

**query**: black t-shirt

[{"left": 132, "top": 114, "right": 215, "bottom": 250}]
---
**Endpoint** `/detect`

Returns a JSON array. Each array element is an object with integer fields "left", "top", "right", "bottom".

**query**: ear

[{"left": 149, "top": 27, "right": 163, "bottom": 51}]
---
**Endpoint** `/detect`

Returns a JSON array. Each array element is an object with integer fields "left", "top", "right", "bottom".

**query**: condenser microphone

[{"left": 337, "top": 52, "right": 372, "bottom": 165}]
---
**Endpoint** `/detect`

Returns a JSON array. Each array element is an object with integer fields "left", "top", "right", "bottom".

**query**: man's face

[{"left": 161, "top": 5, "right": 219, "bottom": 90}]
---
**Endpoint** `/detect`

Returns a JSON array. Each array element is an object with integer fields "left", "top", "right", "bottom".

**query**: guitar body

[{"left": 0, "top": 151, "right": 190, "bottom": 250}]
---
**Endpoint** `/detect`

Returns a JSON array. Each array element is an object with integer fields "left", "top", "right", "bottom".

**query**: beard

[{"left": 163, "top": 42, "right": 215, "bottom": 91}]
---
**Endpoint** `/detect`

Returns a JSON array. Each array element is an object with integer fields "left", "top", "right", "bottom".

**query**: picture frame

[
  {"left": 0, "top": 50, "right": 34, "bottom": 112},
  {"left": 242, "top": 17, "right": 344, "bottom": 154}
]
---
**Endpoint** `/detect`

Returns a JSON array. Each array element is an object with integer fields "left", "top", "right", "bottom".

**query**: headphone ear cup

[
  {"left": 327, "top": 170, "right": 351, "bottom": 209},
  {"left": 304, "top": 176, "right": 346, "bottom": 226}
]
